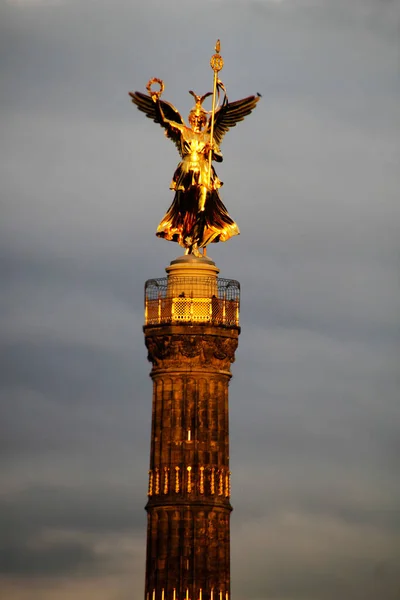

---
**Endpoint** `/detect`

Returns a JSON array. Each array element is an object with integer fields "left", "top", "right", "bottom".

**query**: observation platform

[{"left": 144, "top": 256, "right": 240, "bottom": 327}]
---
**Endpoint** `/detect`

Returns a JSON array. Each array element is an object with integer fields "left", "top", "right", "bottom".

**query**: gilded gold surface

[
  {"left": 200, "top": 466, "right": 205, "bottom": 494},
  {"left": 211, "top": 468, "right": 215, "bottom": 495},
  {"left": 225, "top": 473, "right": 229, "bottom": 498},
  {"left": 175, "top": 466, "right": 180, "bottom": 493},
  {"left": 146, "top": 77, "right": 164, "bottom": 100},
  {"left": 210, "top": 54, "right": 224, "bottom": 72},
  {"left": 147, "top": 465, "right": 230, "bottom": 498},
  {"left": 129, "top": 41, "right": 259, "bottom": 256},
  {"left": 163, "top": 467, "right": 169, "bottom": 494},
  {"left": 218, "top": 471, "right": 223, "bottom": 496}
]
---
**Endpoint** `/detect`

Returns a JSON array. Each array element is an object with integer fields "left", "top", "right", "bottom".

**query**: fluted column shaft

[{"left": 144, "top": 324, "right": 239, "bottom": 600}]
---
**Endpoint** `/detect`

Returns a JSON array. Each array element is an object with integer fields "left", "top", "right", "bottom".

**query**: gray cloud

[
  {"left": 1, "top": 537, "right": 101, "bottom": 577},
  {"left": 0, "top": 484, "right": 145, "bottom": 579},
  {"left": 1, "top": 0, "right": 399, "bottom": 598},
  {"left": 0, "top": 484, "right": 144, "bottom": 538}
]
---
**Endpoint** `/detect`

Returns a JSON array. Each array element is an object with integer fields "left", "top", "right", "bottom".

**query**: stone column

[{"left": 143, "top": 256, "right": 239, "bottom": 600}]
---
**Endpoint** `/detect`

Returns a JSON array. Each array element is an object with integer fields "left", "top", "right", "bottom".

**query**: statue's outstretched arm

[
  {"left": 129, "top": 91, "right": 185, "bottom": 155},
  {"left": 155, "top": 101, "right": 184, "bottom": 137}
]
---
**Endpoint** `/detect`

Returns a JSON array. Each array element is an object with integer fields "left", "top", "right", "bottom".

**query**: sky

[{"left": 1, "top": 0, "right": 400, "bottom": 599}]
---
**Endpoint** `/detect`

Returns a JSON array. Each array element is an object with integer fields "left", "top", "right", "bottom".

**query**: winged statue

[{"left": 130, "top": 66, "right": 259, "bottom": 257}]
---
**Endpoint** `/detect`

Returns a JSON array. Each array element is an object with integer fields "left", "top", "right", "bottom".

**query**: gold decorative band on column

[
  {"left": 163, "top": 467, "right": 169, "bottom": 494},
  {"left": 199, "top": 466, "right": 205, "bottom": 494},
  {"left": 211, "top": 468, "right": 215, "bottom": 495},
  {"left": 218, "top": 470, "right": 224, "bottom": 496},
  {"left": 149, "top": 466, "right": 231, "bottom": 498}
]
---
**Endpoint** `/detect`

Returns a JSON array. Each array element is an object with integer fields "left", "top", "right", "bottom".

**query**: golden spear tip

[{"left": 215, "top": 39, "right": 220, "bottom": 53}]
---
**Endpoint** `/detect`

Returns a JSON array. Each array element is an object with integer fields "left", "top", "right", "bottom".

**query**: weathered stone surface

[
  {"left": 143, "top": 324, "right": 239, "bottom": 600},
  {"left": 145, "top": 325, "right": 239, "bottom": 372}
]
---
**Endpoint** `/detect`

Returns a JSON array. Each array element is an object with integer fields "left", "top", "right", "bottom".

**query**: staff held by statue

[{"left": 129, "top": 40, "right": 259, "bottom": 258}]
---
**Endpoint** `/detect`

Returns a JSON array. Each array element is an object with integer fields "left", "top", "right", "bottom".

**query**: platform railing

[{"left": 144, "top": 277, "right": 240, "bottom": 327}]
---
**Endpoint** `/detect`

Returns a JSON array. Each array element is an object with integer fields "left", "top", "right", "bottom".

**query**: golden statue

[{"left": 129, "top": 41, "right": 259, "bottom": 257}]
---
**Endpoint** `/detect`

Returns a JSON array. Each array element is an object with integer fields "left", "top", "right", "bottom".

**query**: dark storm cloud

[
  {"left": 1, "top": 537, "right": 101, "bottom": 577},
  {"left": 1, "top": 0, "right": 399, "bottom": 598},
  {"left": 0, "top": 484, "right": 143, "bottom": 537},
  {"left": 0, "top": 483, "right": 145, "bottom": 577}
]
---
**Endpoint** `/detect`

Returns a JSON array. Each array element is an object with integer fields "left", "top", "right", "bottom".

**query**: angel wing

[
  {"left": 210, "top": 95, "right": 260, "bottom": 147},
  {"left": 129, "top": 91, "right": 185, "bottom": 155}
]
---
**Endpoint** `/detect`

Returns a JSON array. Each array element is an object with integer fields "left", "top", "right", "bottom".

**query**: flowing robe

[{"left": 156, "top": 125, "right": 239, "bottom": 250}]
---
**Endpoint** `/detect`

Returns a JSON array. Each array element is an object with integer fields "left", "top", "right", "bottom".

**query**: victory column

[{"left": 130, "top": 41, "right": 258, "bottom": 600}]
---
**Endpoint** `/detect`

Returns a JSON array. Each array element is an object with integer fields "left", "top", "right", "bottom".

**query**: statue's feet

[
  {"left": 183, "top": 238, "right": 202, "bottom": 258},
  {"left": 191, "top": 245, "right": 202, "bottom": 258}
]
